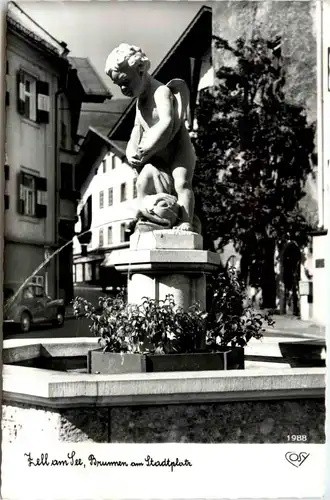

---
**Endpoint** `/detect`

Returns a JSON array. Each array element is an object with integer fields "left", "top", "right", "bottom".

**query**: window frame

[
  {"left": 99, "top": 228, "right": 104, "bottom": 247},
  {"left": 99, "top": 190, "right": 104, "bottom": 209},
  {"left": 108, "top": 187, "right": 113, "bottom": 206},
  {"left": 107, "top": 225, "right": 113, "bottom": 245},
  {"left": 120, "top": 223, "right": 126, "bottom": 242},
  {"left": 120, "top": 183, "right": 127, "bottom": 202}
]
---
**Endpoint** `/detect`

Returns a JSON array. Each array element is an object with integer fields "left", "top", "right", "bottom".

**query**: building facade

[{"left": 4, "top": 6, "right": 110, "bottom": 303}]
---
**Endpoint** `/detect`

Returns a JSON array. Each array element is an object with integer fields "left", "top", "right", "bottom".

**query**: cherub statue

[{"left": 105, "top": 43, "right": 197, "bottom": 232}]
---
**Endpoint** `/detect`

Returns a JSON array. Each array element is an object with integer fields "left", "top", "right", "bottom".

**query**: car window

[
  {"left": 23, "top": 287, "right": 34, "bottom": 299},
  {"left": 35, "top": 286, "right": 45, "bottom": 298}
]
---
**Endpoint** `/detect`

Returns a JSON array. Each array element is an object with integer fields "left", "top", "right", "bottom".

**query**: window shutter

[
  {"left": 78, "top": 195, "right": 92, "bottom": 245},
  {"left": 36, "top": 80, "right": 50, "bottom": 124},
  {"left": 6, "top": 61, "right": 9, "bottom": 107},
  {"left": 4, "top": 164, "right": 9, "bottom": 181},
  {"left": 35, "top": 176, "right": 47, "bottom": 218},
  {"left": 16, "top": 70, "right": 25, "bottom": 115},
  {"left": 17, "top": 172, "right": 25, "bottom": 214},
  {"left": 81, "top": 195, "right": 92, "bottom": 233}
]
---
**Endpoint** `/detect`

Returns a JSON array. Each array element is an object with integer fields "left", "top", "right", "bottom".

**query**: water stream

[{"left": 3, "top": 217, "right": 136, "bottom": 313}]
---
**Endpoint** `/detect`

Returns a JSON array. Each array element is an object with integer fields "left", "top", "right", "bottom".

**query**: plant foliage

[{"left": 73, "top": 267, "right": 274, "bottom": 353}]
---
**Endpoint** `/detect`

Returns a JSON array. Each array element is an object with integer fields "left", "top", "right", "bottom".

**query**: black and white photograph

[{"left": 1, "top": 0, "right": 328, "bottom": 498}]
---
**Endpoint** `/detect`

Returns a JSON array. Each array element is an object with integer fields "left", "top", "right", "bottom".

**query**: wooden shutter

[
  {"left": 78, "top": 195, "right": 92, "bottom": 244},
  {"left": 35, "top": 176, "right": 47, "bottom": 218},
  {"left": 16, "top": 70, "right": 25, "bottom": 115},
  {"left": 17, "top": 172, "right": 25, "bottom": 214},
  {"left": 36, "top": 80, "right": 50, "bottom": 124},
  {"left": 6, "top": 61, "right": 9, "bottom": 107}
]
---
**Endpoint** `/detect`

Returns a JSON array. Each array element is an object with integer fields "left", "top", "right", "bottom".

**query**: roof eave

[
  {"left": 7, "top": 16, "right": 68, "bottom": 62},
  {"left": 81, "top": 92, "right": 112, "bottom": 104}
]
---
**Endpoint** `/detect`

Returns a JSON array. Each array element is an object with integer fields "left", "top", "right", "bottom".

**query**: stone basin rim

[{"left": 3, "top": 337, "right": 325, "bottom": 408}]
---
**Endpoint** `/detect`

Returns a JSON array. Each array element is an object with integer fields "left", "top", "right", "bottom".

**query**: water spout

[{"left": 4, "top": 217, "right": 136, "bottom": 313}]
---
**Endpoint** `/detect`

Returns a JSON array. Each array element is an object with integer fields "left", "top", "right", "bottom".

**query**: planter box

[
  {"left": 146, "top": 348, "right": 244, "bottom": 372},
  {"left": 87, "top": 349, "right": 146, "bottom": 374},
  {"left": 87, "top": 347, "right": 244, "bottom": 374},
  {"left": 279, "top": 340, "right": 326, "bottom": 368}
]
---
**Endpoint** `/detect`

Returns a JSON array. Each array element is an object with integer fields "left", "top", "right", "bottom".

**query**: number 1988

[{"left": 287, "top": 435, "right": 307, "bottom": 442}]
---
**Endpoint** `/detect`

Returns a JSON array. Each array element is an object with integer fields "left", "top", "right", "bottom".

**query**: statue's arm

[
  {"left": 126, "top": 106, "right": 142, "bottom": 162},
  {"left": 138, "top": 86, "right": 174, "bottom": 158}
]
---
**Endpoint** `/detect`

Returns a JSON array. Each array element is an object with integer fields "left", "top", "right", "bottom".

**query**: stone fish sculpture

[{"left": 105, "top": 43, "right": 201, "bottom": 234}]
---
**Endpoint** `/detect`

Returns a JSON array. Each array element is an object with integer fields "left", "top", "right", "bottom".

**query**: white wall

[{"left": 74, "top": 150, "right": 138, "bottom": 254}]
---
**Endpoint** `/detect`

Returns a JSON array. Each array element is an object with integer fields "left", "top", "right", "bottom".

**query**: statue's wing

[{"left": 166, "top": 79, "right": 190, "bottom": 123}]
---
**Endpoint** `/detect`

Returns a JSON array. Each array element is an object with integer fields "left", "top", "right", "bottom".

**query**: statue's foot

[{"left": 174, "top": 222, "right": 193, "bottom": 231}]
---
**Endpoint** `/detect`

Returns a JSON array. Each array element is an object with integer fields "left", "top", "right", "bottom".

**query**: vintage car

[{"left": 3, "top": 284, "right": 65, "bottom": 333}]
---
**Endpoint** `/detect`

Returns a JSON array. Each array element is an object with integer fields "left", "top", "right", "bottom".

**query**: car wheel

[
  {"left": 20, "top": 312, "right": 31, "bottom": 333},
  {"left": 53, "top": 310, "right": 65, "bottom": 328}
]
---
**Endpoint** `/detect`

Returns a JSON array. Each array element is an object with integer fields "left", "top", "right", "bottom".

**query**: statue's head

[{"left": 105, "top": 44, "right": 150, "bottom": 98}]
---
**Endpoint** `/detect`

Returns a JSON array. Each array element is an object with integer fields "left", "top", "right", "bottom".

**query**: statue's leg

[
  {"left": 170, "top": 146, "right": 196, "bottom": 231},
  {"left": 136, "top": 164, "right": 158, "bottom": 199}
]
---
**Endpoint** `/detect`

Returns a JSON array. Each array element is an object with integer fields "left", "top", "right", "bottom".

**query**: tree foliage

[{"left": 193, "top": 35, "right": 316, "bottom": 255}]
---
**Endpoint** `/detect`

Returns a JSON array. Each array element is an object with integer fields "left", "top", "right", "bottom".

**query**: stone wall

[
  {"left": 2, "top": 398, "right": 325, "bottom": 444},
  {"left": 212, "top": 0, "right": 317, "bottom": 122}
]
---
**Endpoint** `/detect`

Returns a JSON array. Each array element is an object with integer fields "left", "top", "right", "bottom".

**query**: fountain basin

[{"left": 2, "top": 337, "right": 326, "bottom": 444}]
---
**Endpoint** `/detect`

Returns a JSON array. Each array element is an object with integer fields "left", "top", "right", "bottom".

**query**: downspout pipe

[{"left": 54, "top": 67, "right": 69, "bottom": 298}]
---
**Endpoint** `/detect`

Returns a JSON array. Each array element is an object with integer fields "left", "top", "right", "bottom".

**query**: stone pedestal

[{"left": 109, "top": 230, "right": 221, "bottom": 310}]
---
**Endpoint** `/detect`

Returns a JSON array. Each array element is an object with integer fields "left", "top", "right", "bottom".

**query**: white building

[{"left": 73, "top": 141, "right": 137, "bottom": 287}]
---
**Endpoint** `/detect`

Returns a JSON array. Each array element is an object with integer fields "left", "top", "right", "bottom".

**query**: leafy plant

[
  {"left": 205, "top": 266, "right": 274, "bottom": 349},
  {"left": 73, "top": 293, "right": 206, "bottom": 354},
  {"left": 73, "top": 266, "right": 274, "bottom": 353}
]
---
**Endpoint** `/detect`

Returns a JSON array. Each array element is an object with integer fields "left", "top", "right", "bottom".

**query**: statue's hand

[{"left": 127, "top": 150, "right": 145, "bottom": 168}]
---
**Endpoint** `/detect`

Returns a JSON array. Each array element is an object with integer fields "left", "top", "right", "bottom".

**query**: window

[
  {"left": 76, "top": 264, "right": 83, "bottom": 282},
  {"left": 73, "top": 265, "right": 76, "bottom": 283},
  {"left": 17, "top": 70, "right": 50, "bottom": 123},
  {"left": 85, "top": 263, "right": 92, "bottom": 281},
  {"left": 31, "top": 275, "right": 44, "bottom": 286},
  {"left": 133, "top": 178, "right": 137, "bottom": 198},
  {"left": 99, "top": 190, "right": 104, "bottom": 209},
  {"left": 111, "top": 155, "right": 116, "bottom": 170},
  {"left": 21, "top": 74, "right": 37, "bottom": 121},
  {"left": 102, "top": 159, "right": 107, "bottom": 174},
  {"left": 108, "top": 187, "right": 113, "bottom": 206},
  {"left": 107, "top": 226, "right": 113, "bottom": 245},
  {"left": 19, "top": 173, "right": 35, "bottom": 216},
  {"left": 99, "top": 228, "right": 104, "bottom": 247},
  {"left": 95, "top": 263, "right": 100, "bottom": 281},
  {"left": 120, "top": 183, "right": 127, "bottom": 202},
  {"left": 120, "top": 223, "right": 126, "bottom": 242},
  {"left": 17, "top": 172, "right": 47, "bottom": 218},
  {"left": 5, "top": 195, "right": 9, "bottom": 210},
  {"left": 34, "top": 286, "right": 45, "bottom": 298}
]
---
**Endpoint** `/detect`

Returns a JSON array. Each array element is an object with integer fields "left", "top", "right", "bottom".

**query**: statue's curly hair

[{"left": 105, "top": 43, "right": 151, "bottom": 75}]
